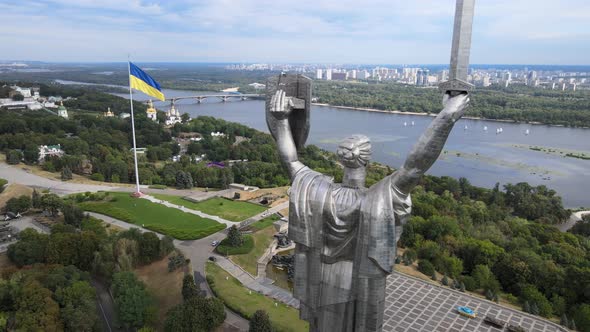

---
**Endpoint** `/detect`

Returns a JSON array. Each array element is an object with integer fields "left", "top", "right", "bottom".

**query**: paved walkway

[
  {"left": 141, "top": 194, "right": 236, "bottom": 227},
  {"left": 215, "top": 255, "right": 300, "bottom": 308},
  {"left": 557, "top": 210, "right": 590, "bottom": 232}
]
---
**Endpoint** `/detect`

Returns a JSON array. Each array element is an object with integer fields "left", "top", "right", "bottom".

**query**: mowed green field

[
  {"left": 206, "top": 263, "right": 307, "bottom": 332},
  {"left": 79, "top": 192, "right": 225, "bottom": 239},
  {"left": 152, "top": 194, "right": 266, "bottom": 222}
]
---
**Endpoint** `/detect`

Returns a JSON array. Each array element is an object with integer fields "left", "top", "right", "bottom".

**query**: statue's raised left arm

[{"left": 392, "top": 93, "right": 470, "bottom": 194}]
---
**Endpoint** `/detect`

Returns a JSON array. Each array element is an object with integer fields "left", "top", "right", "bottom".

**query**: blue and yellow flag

[{"left": 129, "top": 62, "right": 165, "bottom": 101}]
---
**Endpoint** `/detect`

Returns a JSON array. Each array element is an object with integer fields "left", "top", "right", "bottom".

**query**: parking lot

[{"left": 383, "top": 273, "right": 566, "bottom": 332}]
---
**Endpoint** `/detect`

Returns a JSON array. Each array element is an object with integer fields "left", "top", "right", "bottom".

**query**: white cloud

[{"left": 0, "top": 0, "right": 588, "bottom": 63}]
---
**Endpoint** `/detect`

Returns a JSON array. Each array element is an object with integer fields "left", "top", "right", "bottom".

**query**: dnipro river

[{"left": 58, "top": 81, "right": 590, "bottom": 208}]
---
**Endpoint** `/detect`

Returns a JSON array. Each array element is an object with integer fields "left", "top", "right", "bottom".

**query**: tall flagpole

[{"left": 127, "top": 58, "right": 142, "bottom": 196}]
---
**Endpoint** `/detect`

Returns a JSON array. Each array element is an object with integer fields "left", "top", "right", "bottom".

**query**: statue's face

[{"left": 337, "top": 135, "right": 372, "bottom": 169}]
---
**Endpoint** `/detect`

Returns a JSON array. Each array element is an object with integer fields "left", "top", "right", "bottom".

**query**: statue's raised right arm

[
  {"left": 266, "top": 89, "right": 305, "bottom": 180},
  {"left": 392, "top": 93, "right": 470, "bottom": 194}
]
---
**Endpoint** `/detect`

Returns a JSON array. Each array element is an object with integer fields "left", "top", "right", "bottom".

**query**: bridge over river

[{"left": 163, "top": 93, "right": 263, "bottom": 104}]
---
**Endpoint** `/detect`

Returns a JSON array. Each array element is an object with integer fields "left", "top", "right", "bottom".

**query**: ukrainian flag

[{"left": 129, "top": 62, "right": 165, "bottom": 101}]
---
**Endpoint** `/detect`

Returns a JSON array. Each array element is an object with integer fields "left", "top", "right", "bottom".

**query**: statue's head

[{"left": 337, "top": 135, "right": 372, "bottom": 169}]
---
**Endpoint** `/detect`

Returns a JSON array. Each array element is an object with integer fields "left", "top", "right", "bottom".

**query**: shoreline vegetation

[{"left": 312, "top": 103, "right": 590, "bottom": 129}]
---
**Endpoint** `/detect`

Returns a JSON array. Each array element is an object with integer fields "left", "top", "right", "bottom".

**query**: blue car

[{"left": 457, "top": 306, "right": 477, "bottom": 318}]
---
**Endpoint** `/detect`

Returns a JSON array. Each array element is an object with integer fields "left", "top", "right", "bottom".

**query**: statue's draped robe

[{"left": 289, "top": 167, "right": 411, "bottom": 332}]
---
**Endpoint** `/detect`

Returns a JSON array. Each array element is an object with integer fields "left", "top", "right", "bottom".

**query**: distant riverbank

[{"left": 312, "top": 103, "right": 588, "bottom": 129}]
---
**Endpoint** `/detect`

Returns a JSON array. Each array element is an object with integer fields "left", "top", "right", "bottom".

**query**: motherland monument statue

[{"left": 265, "top": 1, "right": 475, "bottom": 331}]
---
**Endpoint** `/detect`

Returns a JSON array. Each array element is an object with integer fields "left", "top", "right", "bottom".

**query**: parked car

[
  {"left": 457, "top": 306, "right": 477, "bottom": 318},
  {"left": 211, "top": 240, "right": 219, "bottom": 246},
  {"left": 208, "top": 256, "right": 217, "bottom": 262}
]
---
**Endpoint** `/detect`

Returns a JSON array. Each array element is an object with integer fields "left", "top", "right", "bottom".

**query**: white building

[
  {"left": 104, "top": 107, "right": 115, "bottom": 117},
  {"left": 211, "top": 131, "right": 226, "bottom": 138},
  {"left": 165, "top": 104, "right": 182, "bottom": 126},
  {"left": 11, "top": 86, "right": 32, "bottom": 98},
  {"left": 248, "top": 82, "right": 265, "bottom": 90},
  {"left": 38, "top": 144, "right": 64, "bottom": 162},
  {"left": 325, "top": 69, "right": 332, "bottom": 80},
  {"left": 57, "top": 101, "right": 68, "bottom": 119},
  {"left": 316, "top": 69, "right": 323, "bottom": 80}
]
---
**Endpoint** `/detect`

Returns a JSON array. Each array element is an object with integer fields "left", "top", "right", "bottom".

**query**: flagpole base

[{"left": 130, "top": 191, "right": 143, "bottom": 198}]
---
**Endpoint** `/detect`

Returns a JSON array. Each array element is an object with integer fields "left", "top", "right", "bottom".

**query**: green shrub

[
  {"left": 216, "top": 235, "right": 254, "bottom": 255},
  {"left": 0, "top": 178, "right": 7, "bottom": 193},
  {"left": 417, "top": 259, "right": 435, "bottom": 276},
  {"left": 90, "top": 173, "right": 105, "bottom": 181},
  {"left": 461, "top": 276, "right": 477, "bottom": 291}
]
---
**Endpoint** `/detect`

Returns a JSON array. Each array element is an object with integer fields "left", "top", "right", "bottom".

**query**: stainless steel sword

[{"left": 439, "top": 0, "right": 476, "bottom": 96}]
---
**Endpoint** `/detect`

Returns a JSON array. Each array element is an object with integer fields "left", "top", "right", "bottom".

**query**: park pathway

[
  {"left": 238, "top": 200, "right": 289, "bottom": 228},
  {"left": 214, "top": 255, "right": 300, "bottom": 308}
]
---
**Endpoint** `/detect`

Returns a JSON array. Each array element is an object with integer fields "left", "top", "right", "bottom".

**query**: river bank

[{"left": 312, "top": 103, "right": 589, "bottom": 129}]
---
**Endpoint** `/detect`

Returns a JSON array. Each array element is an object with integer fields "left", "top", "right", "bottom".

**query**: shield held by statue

[{"left": 265, "top": 74, "right": 312, "bottom": 151}]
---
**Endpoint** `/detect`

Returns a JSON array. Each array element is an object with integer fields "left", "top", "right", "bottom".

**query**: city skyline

[{"left": 1, "top": 0, "right": 590, "bottom": 64}]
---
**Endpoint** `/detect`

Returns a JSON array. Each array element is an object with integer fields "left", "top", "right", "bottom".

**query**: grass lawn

[
  {"left": 79, "top": 192, "right": 225, "bottom": 240},
  {"left": 206, "top": 262, "right": 307, "bottom": 332},
  {"left": 135, "top": 254, "right": 184, "bottom": 331},
  {"left": 250, "top": 214, "right": 281, "bottom": 231},
  {"left": 230, "top": 227, "right": 276, "bottom": 276},
  {"left": 152, "top": 194, "right": 266, "bottom": 222}
]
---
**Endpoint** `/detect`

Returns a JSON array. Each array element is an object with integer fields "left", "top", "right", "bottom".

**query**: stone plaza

[{"left": 383, "top": 273, "right": 566, "bottom": 332}]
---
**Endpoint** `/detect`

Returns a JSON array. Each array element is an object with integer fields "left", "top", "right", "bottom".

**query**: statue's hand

[
  {"left": 442, "top": 93, "right": 470, "bottom": 115},
  {"left": 269, "top": 90, "right": 293, "bottom": 120}
]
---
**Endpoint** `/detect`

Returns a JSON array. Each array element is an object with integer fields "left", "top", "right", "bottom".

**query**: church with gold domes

[{"left": 146, "top": 100, "right": 157, "bottom": 122}]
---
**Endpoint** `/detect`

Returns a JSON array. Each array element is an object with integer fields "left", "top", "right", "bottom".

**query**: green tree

[
  {"left": 32, "top": 189, "right": 41, "bottom": 208},
  {"left": 181, "top": 113, "right": 190, "bottom": 123},
  {"left": 560, "top": 314, "right": 569, "bottom": 327},
  {"left": 112, "top": 272, "right": 154, "bottom": 329},
  {"left": 40, "top": 193, "right": 62, "bottom": 217},
  {"left": 55, "top": 281, "right": 98, "bottom": 332},
  {"left": 139, "top": 232, "right": 161, "bottom": 264},
  {"left": 61, "top": 166, "right": 73, "bottom": 180},
  {"left": 7, "top": 228, "right": 49, "bottom": 266},
  {"left": 159, "top": 236, "right": 175, "bottom": 256},
  {"left": 250, "top": 310, "right": 274, "bottom": 332},
  {"left": 227, "top": 225, "right": 243, "bottom": 247},
  {"left": 12, "top": 93, "right": 24, "bottom": 101},
  {"left": 15, "top": 280, "right": 63, "bottom": 331},
  {"left": 164, "top": 296, "right": 225, "bottom": 332},
  {"left": 523, "top": 301, "right": 530, "bottom": 313},
  {"left": 573, "top": 304, "right": 590, "bottom": 332},
  {"left": 182, "top": 274, "right": 200, "bottom": 302},
  {"left": 471, "top": 264, "right": 500, "bottom": 293},
  {"left": 519, "top": 284, "right": 552, "bottom": 317},
  {"left": 418, "top": 260, "right": 435, "bottom": 276},
  {"left": 442, "top": 275, "right": 449, "bottom": 286},
  {"left": 5, "top": 195, "right": 31, "bottom": 213},
  {"left": 6, "top": 149, "right": 22, "bottom": 164},
  {"left": 23, "top": 144, "right": 39, "bottom": 164},
  {"left": 62, "top": 202, "right": 85, "bottom": 228}
]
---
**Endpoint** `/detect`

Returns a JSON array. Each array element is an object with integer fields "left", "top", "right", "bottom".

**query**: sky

[{"left": 1, "top": 0, "right": 589, "bottom": 64}]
